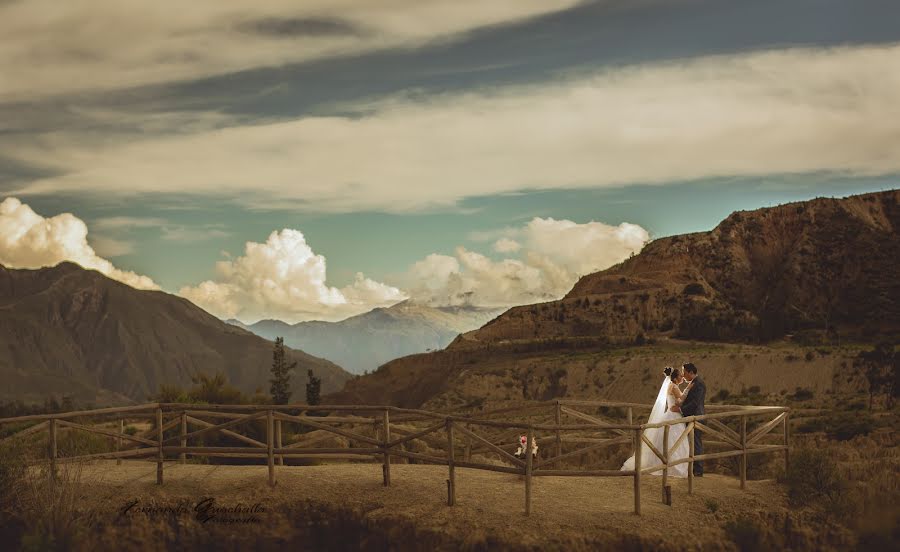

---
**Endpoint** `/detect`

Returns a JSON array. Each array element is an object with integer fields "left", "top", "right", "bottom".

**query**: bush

[
  {"left": 724, "top": 516, "right": 763, "bottom": 552},
  {"left": 683, "top": 283, "right": 706, "bottom": 296},
  {"left": 0, "top": 441, "right": 27, "bottom": 502},
  {"left": 714, "top": 389, "right": 731, "bottom": 402},
  {"left": 827, "top": 414, "right": 874, "bottom": 441},
  {"left": 57, "top": 429, "right": 111, "bottom": 458},
  {"left": 779, "top": 448, "right": 848, "bottom": 512},
  {"left": 705, "top": 498, "right": 719, "bottom": 513},
  {"left": 790, "top": 388, "right": 814, "bottom": 401}
]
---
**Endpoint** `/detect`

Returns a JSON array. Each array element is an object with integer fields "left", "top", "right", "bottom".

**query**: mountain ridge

[
  {"left": 229, "top": 300, "right": 507, "bottom": 374},
  {"left": 0, "top": 262, "right": 351, "bottom": 404}
]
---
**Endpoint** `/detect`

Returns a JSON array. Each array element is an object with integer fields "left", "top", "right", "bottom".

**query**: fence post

[
  {"left": 116, "top": 418, "right": 123, "bottom": 466},
  {"left": 525, "top": 426, "right": 534, "bottom": 516},
  {"left": 156, "top": 407, "right": 164, "bottom": 485},
  {"left": 382, "top": 408, "right": 391, "bottom": 487},
  {"left": 687, "top": 422, "right": 694, "bottom": 495},
  {"left": 740, "top": 415, "right": 747, "bottom": 490},
  {"left": 267, "top": 410, "right": 275, "bottom": 487},
  {"left": 783, "top": 410, "right": 790, "bottom": 474},
  {"left": 554, "top": 401, "right": 562, "bottom": 459},
  {"left": 633, "top": 426, "right": 642, "bottom": 515},
  {"left": 276, "top": 419, "right": 284, "bottom": 466},
  {"left": 662, "top": 424, "right": 670, "bottom": 504},
  {"left": 179, "top": 412, "right": 187, "bottom": 464},
  {"left": 446, "top": 418, "right": 455, "bottom": 506},
  {"left": 49, "top": 418, "right": 58, "bottom": 481}
]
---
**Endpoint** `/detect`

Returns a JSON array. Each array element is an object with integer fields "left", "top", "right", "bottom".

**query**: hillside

[
  {"left": 329, "top": 190, "right": 899, "bottom": 410},
  {"left": 229, "top": 300, "right": 506, "bottom": 374},
  {"left": 454, "top": 189, "right": 900, "bottom": 348},
  {"left": 0, "top": 262, "right": 351, "bottom": 404}
]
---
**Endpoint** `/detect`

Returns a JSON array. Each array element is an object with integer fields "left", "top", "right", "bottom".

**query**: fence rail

[{"left": 0, "top": 399, "right": 790, "bottom": 516}]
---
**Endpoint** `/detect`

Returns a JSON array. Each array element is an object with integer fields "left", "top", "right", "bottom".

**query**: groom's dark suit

[{"left": 680, "top": 376, "right": 706, "bottom": 476}]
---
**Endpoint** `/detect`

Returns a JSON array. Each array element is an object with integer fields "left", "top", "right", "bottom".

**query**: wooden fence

[{"left": 0, "top": 400, "right": 790, "bottom": 516}]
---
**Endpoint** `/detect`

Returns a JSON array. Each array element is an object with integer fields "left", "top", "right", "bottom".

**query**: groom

[{"left": 671, "top": 362, "right": 705, "bottom": 476}]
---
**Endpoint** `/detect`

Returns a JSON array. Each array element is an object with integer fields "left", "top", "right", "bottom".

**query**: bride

[{"left": 621, "top": 366, "right": 692, "bottom": 477}]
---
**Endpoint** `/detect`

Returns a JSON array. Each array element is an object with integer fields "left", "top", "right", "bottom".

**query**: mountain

[
  {"left": 452, "top": 189, "right": 900, "bottom": 348},
  {"left": 229, "top": 300, "right": 507, "bottom": 374},
  {"left": 0, "top": 262, "right": 351, "bottom": 404},
  {"left": 328, "top": 190, "right": 900, "bottom": 409}
]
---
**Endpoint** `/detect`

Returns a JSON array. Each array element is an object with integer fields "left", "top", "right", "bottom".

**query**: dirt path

[{"left": 74, "top": 460, "right": 785, "bottom": 550}]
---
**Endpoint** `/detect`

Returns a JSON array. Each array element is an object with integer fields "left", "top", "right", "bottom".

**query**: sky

[{"left": 1, "top": 0, "right": 898, "bottom": 323}]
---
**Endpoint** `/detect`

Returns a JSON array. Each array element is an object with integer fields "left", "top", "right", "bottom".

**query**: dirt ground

[{"left": 75, "top": 459, "right": 788, "bottom": 550}]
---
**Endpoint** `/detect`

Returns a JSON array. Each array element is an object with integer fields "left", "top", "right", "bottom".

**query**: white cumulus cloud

[
  {"left": 0, "top": 197, "right": 158, "bottom": 289},
  {"left": 178, "top": 229, "right": 406, "bottom": 323},
  {"left": 406, "top": 217, "right": 649, "bottom": 306},
  {"left": 493, "top": 238, "right": 522, "bottom": 253}
]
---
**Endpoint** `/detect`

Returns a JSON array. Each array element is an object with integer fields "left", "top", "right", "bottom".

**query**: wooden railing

[{"left": 0, "top": 400, "right": 790, "bottom": 516}]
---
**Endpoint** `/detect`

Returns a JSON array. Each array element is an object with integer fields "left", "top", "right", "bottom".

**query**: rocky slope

[
  {"left": 454, "top": 189, "right": 900, "bottom": 348},
  {"left": 329, "top": 190, "right": 898, "bottom": 409},
  {"left": 0, "top": 262, "right": 351, "bottom": 404},
  {"left": 229, "top": 300, "right": 506, "bottom": 374}
]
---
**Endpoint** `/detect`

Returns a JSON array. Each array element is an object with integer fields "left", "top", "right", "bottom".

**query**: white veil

[
  {"left": 620, "top": 377, "right": 669, "bottom": 472},
  {"left": 646, "top": 376, "right": 670, "bottom": 426}
]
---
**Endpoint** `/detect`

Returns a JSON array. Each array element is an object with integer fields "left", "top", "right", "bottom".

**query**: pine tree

[
  {"left": 306, "top": 369, "right": 322, "bottom": 406},
  {"left": 270, "top": 337, "right": 296, "bottom": 405}
]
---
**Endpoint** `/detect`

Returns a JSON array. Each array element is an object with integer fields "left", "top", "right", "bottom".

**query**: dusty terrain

[
  {"left": 332, "top": 339, "right": 862, "bottom": 411},
  {"left": 74, "top": 459, "right": 799, "bottom": 551}
]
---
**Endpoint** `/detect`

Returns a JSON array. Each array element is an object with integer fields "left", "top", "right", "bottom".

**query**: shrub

[
  {"left": 790, "top": 388, "right": 814, "bottom": 401},
  {"left": 805, "top": 351, "right": 815, "bottom": 362},
  {"left": 747, "top": 386, "right": 761, "bottom": 395},
  {"left": 724, "top": 516, "right": 763, "bottom": 552},
  {"left": 705, "top": 498, "right": 719, "bottom": 513},
  {"left": 683, "top": 283, "right": 706, "bottom": 296},
  {"left": 779, "top": 448, "right": 848, "bottom": 511},
  {"left": 827, "top": 414, "right": 874, "bottom": 441},
  {"left": 0, "top": 441, "right": 27, "bottom": 502},
  {"left": 714, "top": 389, "right": 731, "bottom": 402},
  {"left": 57, "top": 429, "right": 110, "bottom": 457}
]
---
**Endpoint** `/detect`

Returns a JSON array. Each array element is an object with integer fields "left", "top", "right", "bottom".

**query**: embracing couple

[{"left": 621, "top": 363, "right": 706, "bottom": 477}]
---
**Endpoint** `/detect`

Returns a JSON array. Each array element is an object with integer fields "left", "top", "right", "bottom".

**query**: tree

[
  {"left": 306, "top": 369, "right": 321, "bottom": 406},
  {"left": 270, "top": 337, "right": 296, "bottom": 405}
]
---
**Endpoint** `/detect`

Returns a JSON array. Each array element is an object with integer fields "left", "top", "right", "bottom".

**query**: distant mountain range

[
  {"left": 330, "top": 190, "right": 900, "bottom": 409},
  {"left": 227, "top": 300, "right": 507, "bottom": 374},
  {"left": 0, "top": 262, "right": 351, "bottom": 404}
]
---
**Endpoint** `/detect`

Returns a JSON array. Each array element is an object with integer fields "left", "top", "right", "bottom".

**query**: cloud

[
  {"left": 92, "top": 216, "right": 228, "bottom": 244},
  {"left": 0, "top": 197, "right": 157, "bottom": 289},
  {"left": 493, "top": 238, "right": 522, "bottom": 253},
  {"left": 0, "top": 0, "right": 579, "bottom": 101},
  {"left": 92, "top": 216, "right": 167, "bottom": 230},
  {"left": 406, "top": 217, "right": 649, "bottom": 306},
  {"left": 89, "top": 235, "right": 134, "bottom": 258},
  {"left": 160, "top": 225, "right": 230, "bottom": 242},
  {"left": 178, "top": 229, "right": 406, "bottom": 323},
  {"left": 12, "top": 42, "right": 900, "bottom": 212}
]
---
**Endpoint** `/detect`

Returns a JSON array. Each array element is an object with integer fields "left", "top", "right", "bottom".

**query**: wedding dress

[{"left": 620, "top": 377, "right": 690, "bottom": 477}]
